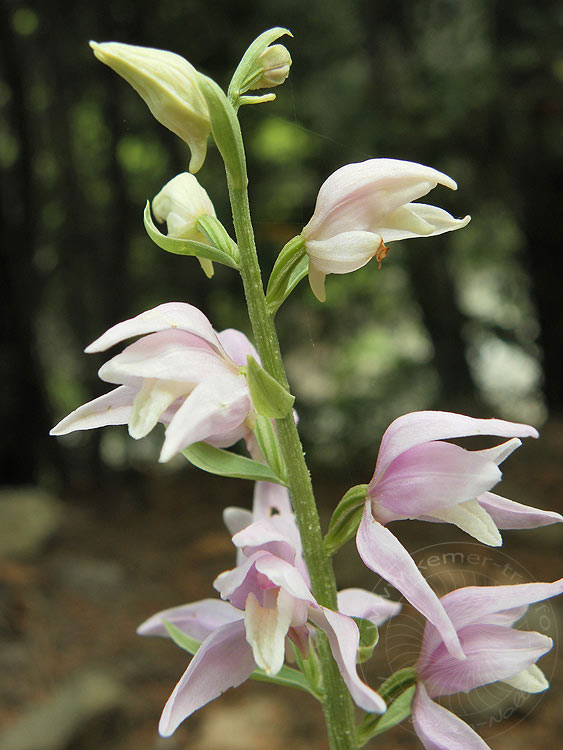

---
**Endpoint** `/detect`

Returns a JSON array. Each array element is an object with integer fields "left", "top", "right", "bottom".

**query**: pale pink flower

[
  {"left": 356, "top": 411, "right": 561, "bottom": 662},
  {"left": 411, "top": 578, "right": 563, "bottom": 749},
  {"left": 301, "top": 158, "right": 470, "bottom": 300},
  {"left": 139, "top": 483, "right": 400, "bottom": 735},
  {"left": 50, "top": 303, "right": 258, "bottom": 462}
]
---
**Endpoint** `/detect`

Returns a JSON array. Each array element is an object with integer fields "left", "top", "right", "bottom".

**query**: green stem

[{"left": 226, "top": 175, "right": 358, "bottom": 749}]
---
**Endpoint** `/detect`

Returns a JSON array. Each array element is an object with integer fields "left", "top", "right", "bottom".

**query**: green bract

[
  {"left": 228, "top": 27, "right": 292, "bottom": 107},
  {"left": 266, "top": 235, "right": 308, "bottom": 315},
  {"left": 182, "top": 442, "right": 285, "bottom": 485},
  {"left": 324, "top": 485, "right": 368, "bottom": 556},
  {"left": 144, "top": 202, "right": 239, "bottom": 269},
  {"left": 246, "top": 355, "right": 295, "bottom": 419}
]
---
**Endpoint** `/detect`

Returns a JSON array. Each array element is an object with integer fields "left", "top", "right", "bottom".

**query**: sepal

[
  {"left": 323, "top": 485, "right": 368, "bottom": 556},
  {"left": 246, "top": 355, "right": 295, "bottom": 419},
  {"left": 266, "top": 235, "right": 308, "bottom": 315},
  {"left": 228, "top": 28, "right": 292, "bottom": 105},
  {"left": 144, "top": 202, "right": 239, "bottom": 269},
  {"left": 182, "top": 441, "right": 286, "bottom": 484}
]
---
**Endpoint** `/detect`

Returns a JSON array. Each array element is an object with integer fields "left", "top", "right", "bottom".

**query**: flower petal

[
  {"left": 309, "top": 606, "right": 386, "bottom": 713},
  {"left": 308, "top": 262, "right": 327, "bottom": 302},
  {"left": 477, "top": 492, "right": 563, "bottom": 529},
  {"left": 158, "top": 619, "right": 255, "bottom": 736},
  {"left": 85, "top": 302, "right": 225, "bottom": 355},
  {"left": 357, "top": 504, "right": 464, "bottom": 660},
  {"left": 223, "top": 507, "right": 254, "bottom": 536},
  {"left": 428, "top": 499, "right": 502, "bottom": 546},
  {"left": 50, "top": 385, "right": 135, "bottom": 435},
  {"left": 217, "top": 328, "right": 260, "bottom": 368},
  {"left": 303, "top": 159, "right": 458, "bottom": 242},
  {"left": 159, "top": 374, "right": 250, "bottom": 461},
  {"left": 128, "top": 378, "right": 189, "bottom": 439},
  {"left": 421, "top": 624, "right": 552, "bottom": 696},
  {"left": 305, "top": 231, "right": 383, "bottom": 274},
  {"left": 502, "top": 664, "right": 549, "bottom": 693},
  {"left": 412, "top": 683, "right": 491, "bottom": 750},
  {"left": 252, "top": 482, "right": 293, "bottom": 520},
  {"left": 244, "top": 589, "right": 294, "bottom": 675},
  {"left": 379, "top": 203, "right": 470, "bottom": 243},
  {"left": 372, "top": 441, "right": 502, "bottom": 517},
  {"left": 137, "top": 598, "right": 243, "bottom": 640},
  {"left": 373, "top": 411, "right": 538, "bottom": 483},
  {"left": 337, "top": 588, "right": 402, "bottom": 626}
]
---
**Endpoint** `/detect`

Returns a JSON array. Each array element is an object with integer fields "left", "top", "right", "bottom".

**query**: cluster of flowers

[{"left": 50, "top": 36, "right": 563, "bottom": 749}]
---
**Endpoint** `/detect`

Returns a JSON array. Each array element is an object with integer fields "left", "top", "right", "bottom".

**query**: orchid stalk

[{"left": 49, "top": 28, "right": 563, "bottom": 750}]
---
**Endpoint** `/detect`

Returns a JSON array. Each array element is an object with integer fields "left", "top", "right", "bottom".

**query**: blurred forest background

[{"left": 1, "top": 1, "right": 563, "bottom": 749}]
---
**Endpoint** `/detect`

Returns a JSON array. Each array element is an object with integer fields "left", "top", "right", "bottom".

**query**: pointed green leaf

[
  {"left": 182, "top": 442, "right": 286, "bottom": 484},
  {"left": 247, "top": 355, "right": 295, "bottom": 419},
  {"left": 144, "top": 202, "right": 239, "bottom": 269},
  {"left": 323, "top": 485, "right": 368, "bottom": 556},
  {"left": 353, "top": 617, "right": 379, "bottom": 663},
  {"left": 253, "top": 414, "right": 287, "bottom": 483},
  {"left": 358, "top": 685, "right": 416, "bottom": 745},
  {"left": 228, "top": 28, "right": 292, "bottom": 103},
  {"left": 196, "top": 214, "right": 240, "bottom": 265},
  {"left": 266, "top": 235, "right": 308, "bottom": 315}
]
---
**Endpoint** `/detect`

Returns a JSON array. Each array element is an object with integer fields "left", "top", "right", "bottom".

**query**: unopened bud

[
  {"left": 90, "top": 41, "right": 210, "bottom": 173},
  {"left": 249, "top": 44, "right": 292, "bottom": 90}
]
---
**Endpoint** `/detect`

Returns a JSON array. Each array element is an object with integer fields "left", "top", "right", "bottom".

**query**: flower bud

[
  {"left": 248, "top": 44, "right": 292, "bottom": 90},
  {"left": 90, "top": 41, "right": 210, "bottom": 173},
  {"left": 152, "top": 173, "right": 216, "bottom": 277}
]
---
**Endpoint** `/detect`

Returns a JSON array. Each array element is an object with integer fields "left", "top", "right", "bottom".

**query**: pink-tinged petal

[
  {"left": 421, "top": 624, "right": 552, "bottom": 697},
  {"left": 379, "top": 203, "right": 470, "bottom": 243},
  {"left": 371, "top": 441, "right": 501, "bottom": 516},
  {"left": 305, "top": 231, "right": 383, "bottom": 274},
  {"left": 252, "top": 482, "right": 293, "bottom": 520},
  {"left": 374, "top": 411, "right": 538, "bottom": 483},
  {"left": 85, "top": 302, "right": 226, "bottom": 356},
  {"left": 137, "top": 599, "right": 242, "bottom": 640},
  {"left": 232, "top": 518, "right": 299, "bottom": 564},
  {"left": 159, "top": 375, "right": 250, "bottom": 462},
  {"left": 244, "top": 589, "right": 294, "bottom": 675},
  {"left": 428, "top": 499, "right": 502, "bottom": 547},
  {"left": 412, "top": 683, "right": 491, "bottom": 750},
  {"left": 357, "top": 504, "right": 464, "bottom": 661},
  {"left": 303, "top": 159, "right": 457, "bottom": 242},
  {"left": 254, "top": 555, "right": 315, "bottom": 604},
  {"left": 478, "top": 492, "right": 563, "bottom": 529},
  {"left": 217, "top": 328, "right": 260, "bottom": 368},
  {"left": 473, "top": 437, "right": 522, "bottom": 465},
  {"left": 308, "top": 606, "right": 386, "bottom": 713},
  {"left": 128, "top": 379, "right": 189, "bottom": 439},
  {"left": 99, "top": 330, "right": 231, "bottom": 385},
  {"left": 50, "top": 385, "right": 135, "bottom": 435},
  {"left": 223, "top": 507, "right": 253, "bottom": 536},
  {"left": 158, "top": 619, "right": 255, "bottom": 737},
  {"left": 439, "top": 579, "right": 563, "bottom": 633},
  {"left": 214, "top": 552, "right": 267, "bottom": 609},
  {"left": 337, "top": 588, "right": 401, "bottom": 626}
]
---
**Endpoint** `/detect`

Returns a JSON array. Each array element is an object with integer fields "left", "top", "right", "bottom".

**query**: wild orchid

[
  {"left": 411, "top": 578, "right": 563, "bottom": 749},
  {"left": 50, "top": 28, "right": 562, "bottom": 749},
  {"left": 139, "top": 483, "right": 399, "bottom": 735},
  {"left": 50, "top": 303, "right": 259, "bottom": 462},
  {"left": 300, "top": 158, "right": 471, "bottom": 301}
]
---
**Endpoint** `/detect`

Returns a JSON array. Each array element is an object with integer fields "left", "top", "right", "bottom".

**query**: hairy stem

[{"left": 227, "top": 174, "right": 358, "bottom": 749}]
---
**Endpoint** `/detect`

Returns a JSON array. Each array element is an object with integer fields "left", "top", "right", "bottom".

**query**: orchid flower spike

[
  {"left": 90, "top": 41, "right": 210, "bottom": 173},
  {"left": 356, "top": 411, "right": 561, "bottom": 662},
  {"left": 50, "top": 303, "right": 260, "bottom": 462},
  {"left": 138, "top": 483, "right": 401, "bottom": 736},
  {"left": 301, "top": 158, "right": 471, "bottom": 301},
  {"left": 411, "top": 578, "right": 563, "bottom": 749}
]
